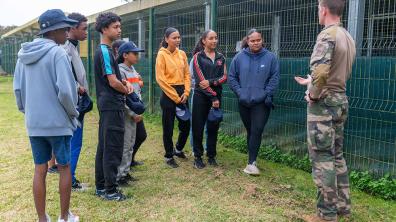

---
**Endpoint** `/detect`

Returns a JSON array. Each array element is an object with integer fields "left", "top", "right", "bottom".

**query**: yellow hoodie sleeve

[
  {"left": 181, "top": 51, "right": 191, "bottom": 97},
  {"left": 155, "top": 51, "right": 181, "bottom": 104}
]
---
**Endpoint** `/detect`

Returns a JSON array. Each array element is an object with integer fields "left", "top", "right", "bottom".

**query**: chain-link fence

[
  {"left": 0, "top": 36, "right": 33, "bottom": 75},
  {"left": 1, "top": 0, "right": 395, "bottom": 177},
  {"left": 216, "top": 0, "right": 395, "bottom": 177}
]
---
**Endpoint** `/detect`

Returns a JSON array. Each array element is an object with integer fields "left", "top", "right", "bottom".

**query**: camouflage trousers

[{"left": 307, "top": 93, "right": 351, "bottom": 221}]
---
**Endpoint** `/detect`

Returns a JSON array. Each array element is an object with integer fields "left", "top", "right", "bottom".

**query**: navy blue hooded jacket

[{"left": 228, "top": 48, "right": 280, "bottom": 106}]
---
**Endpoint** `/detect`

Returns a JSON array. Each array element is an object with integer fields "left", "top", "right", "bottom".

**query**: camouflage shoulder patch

[{"left": 321, "top": 25, "right": 338, "bottom": 41}]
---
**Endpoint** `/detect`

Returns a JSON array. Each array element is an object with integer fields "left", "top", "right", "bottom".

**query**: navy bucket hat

[
  {"left": 125, "top": 92, "right": 145, "bottom": 115},
  {"left": 37, "top": 9, "right": 78, "bottom": 35},
  {"left": 175, "top": 104, "right": 191, "bottom": 121},
  {"left": 208, "top": 107, "right": 223, "bottom": 123}
]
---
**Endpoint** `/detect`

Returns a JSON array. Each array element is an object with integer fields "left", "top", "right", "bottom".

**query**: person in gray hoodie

[
  {"left": 62, "top": 12, "right": 89, "bottom": 192},
  {"left": 116, "top": 41, "right": 145, "bottom": 186},
  {"left": 13, "top": 9, "right": 80, "bottom": 222}
]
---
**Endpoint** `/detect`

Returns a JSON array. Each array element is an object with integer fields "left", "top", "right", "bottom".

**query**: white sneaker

[
  {"left": 243, "top": 162, "right": 260, "bottom": 175},
  {"left": 57, "top": 211, "right": 79, "bottom": 222}
]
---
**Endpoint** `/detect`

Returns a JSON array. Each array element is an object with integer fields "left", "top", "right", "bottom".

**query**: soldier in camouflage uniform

[{"left": 295, "top": 0, "right": 356, "bottom": 221}]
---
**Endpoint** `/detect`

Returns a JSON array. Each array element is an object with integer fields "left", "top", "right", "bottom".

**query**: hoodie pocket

[{"left": 238, "top": 87, "right": 267, "bottom": 105}]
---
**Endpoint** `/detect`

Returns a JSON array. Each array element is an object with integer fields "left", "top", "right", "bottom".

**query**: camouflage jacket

[{"left": 308, "top": 23, "right": 356, "bottom": 99}]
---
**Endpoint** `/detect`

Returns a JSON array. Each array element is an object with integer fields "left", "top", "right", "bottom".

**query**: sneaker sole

[
  {"left": 175, "top": 156, "right": 187, "bottom": 160},
  {"left": 194, "top": 164, "right": 205, "bottom": 169},
  {"left": 243, "top": 169, "right": 260, "bottom": 176},
  {"left": 104, "top": 197, "right": 127, "bottom": 201},
  {"left": 166, "top": 163, "right": 179, "bottom": 168}
]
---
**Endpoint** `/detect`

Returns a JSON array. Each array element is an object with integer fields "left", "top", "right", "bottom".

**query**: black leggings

[
  {"left": 131, "top": 120, "right": 147, "bottom": 162},
  {"left": 192, "top": 92, "right": 220, "bottom": 159},
  {"left": 160, "top": 88, "right": 190, "bottom": 158},
  {"left": 238, "top": 103, "right": 270, "bottom": 164}
]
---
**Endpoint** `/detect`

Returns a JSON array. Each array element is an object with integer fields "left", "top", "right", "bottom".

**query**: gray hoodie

[{"left": 13, "top": 38, "right": 79, "bottom": 136}]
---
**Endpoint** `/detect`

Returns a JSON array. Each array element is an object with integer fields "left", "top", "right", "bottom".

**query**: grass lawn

[{"left": 0, "top": 76, "right": 395, "bottom": 222}]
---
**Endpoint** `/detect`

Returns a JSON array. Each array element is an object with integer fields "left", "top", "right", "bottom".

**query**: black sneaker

[
  {"left": 124, "top": 173, "right": 138, "bottom": 182},
  {"left": 104, "top": 190, "right": 128, "bottom": 201},
  {"left": 118, "top": 177, "right": 129, "bottom": 186},
  {"left": 48, "top": 165, "right": 58, "bottom": 174},
  {"left": 194, "top": 158, "right": 206, "bottom": 169},
  {"left": 72, "top": 179, "right": 84, "bottom": 191},
  {"left": 174, "top": 150, "right": 187, "bottom": 159},
  {"left": 130, "top": 161, "right": 144, "bottom": 167},
  {"left": 166, "top": 158, "right": 179, "bottom": 168},
  {"left": 208, "top": 158, "right": 218, "bottom": 166},
  {"left": 95, "top": 189, "right": 106, "bottom": 198}
]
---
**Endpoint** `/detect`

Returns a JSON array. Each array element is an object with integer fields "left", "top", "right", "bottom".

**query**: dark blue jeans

[{"left": 70, "top": 120, "right": 83, "bottom": 183}]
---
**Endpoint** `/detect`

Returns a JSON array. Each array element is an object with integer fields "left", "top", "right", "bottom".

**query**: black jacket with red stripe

[{"left": 192, "top": 50, "right": 227, "bottom": 101}]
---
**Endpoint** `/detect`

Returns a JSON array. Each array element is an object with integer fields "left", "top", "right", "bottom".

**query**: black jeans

[
  {"left": 95, "top": 110, "right": 125, "bottom": 193},
  {"left": 131, "top": 120, "right": 147, "bottom": 162},
  {"left": 238, "top": 103, "right": 270, "bottom": 164},
  {"left": 160, "top": 87, "right": 190, "bottom": 158},
  {"left": 192, "top": 92, "right": 221, "bottom": 159}
]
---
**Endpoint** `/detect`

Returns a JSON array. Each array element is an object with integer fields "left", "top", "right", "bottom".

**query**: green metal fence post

[
  {"left": 148, "top": 7, "right": 155, "bottom": 113},
  {"left": 210, "top": 0, "right": 217, "bottom": 31}
]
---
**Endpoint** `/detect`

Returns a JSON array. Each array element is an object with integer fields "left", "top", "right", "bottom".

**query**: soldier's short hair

[{"left": 319, "top": 0, "right": 345, "bottom": 17}]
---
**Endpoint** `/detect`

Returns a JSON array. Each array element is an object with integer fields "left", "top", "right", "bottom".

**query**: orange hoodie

[{"left": 155, "top": 47, "right": 191, "bottom": 104}]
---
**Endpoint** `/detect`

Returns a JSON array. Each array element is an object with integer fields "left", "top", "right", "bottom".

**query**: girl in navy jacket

[{"left": 228, "top": 29, "right": 280, "bottom": 175}]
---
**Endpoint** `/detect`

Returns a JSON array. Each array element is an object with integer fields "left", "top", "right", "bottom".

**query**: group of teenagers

[
  {"left": 14, "top": 0, "right": 354, "bottom": 221},
  {"left": 93, "top": 14, "right": 280, "bottom": 201}
]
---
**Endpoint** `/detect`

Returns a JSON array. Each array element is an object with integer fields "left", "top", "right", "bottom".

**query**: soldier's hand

[
  {"left": 294, "top": 76, "right": 311, "bottom": 86},
  {"left": 304, "top": 94, "right": 312, "bottom": 104}
]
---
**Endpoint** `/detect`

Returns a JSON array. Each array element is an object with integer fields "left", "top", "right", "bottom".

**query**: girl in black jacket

[{"left": 191, "top": 30, "right": 227, "bottom": 169}]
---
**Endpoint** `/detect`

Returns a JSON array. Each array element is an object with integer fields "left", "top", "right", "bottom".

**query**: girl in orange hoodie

[{"left": 155, "top": 27, "right": 191, "bottom": 168}]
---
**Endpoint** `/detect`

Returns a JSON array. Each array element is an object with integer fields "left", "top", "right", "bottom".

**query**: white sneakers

[
  {"left": 243, "top": 161, "right": 260, "bottom": 175},
  {"left": 57, "top": 211, "right": 79, "bottom": 222}
]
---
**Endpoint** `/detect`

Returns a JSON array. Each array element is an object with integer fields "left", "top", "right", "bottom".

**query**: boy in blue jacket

[{"left": 13, "top": 9, "right": 80, "bottom": 222}]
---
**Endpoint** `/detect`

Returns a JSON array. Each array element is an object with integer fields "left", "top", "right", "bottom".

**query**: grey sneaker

[
  {"left": 243, "top": 162, "right": 260, "bottom": 175},
  {"left": 57, "top": 211, "right": 79, "bottom": 222}
]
